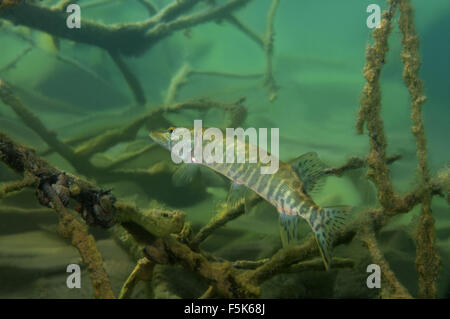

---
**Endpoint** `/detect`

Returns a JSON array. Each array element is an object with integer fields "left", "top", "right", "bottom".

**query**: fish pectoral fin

[
  {"left": 290, "top": 152, "right": 327, "bottom": 194},
  {"left": 172, "top": 164, "right": 201, "bottom": 187},
  {"left": 226, "top": 182, "right": 251, "bottom": 209}
]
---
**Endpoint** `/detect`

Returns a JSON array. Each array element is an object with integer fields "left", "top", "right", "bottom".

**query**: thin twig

[
  {"left": 119, "top": 257, "right": 154, "bottom": 299},
  {"left": 108, "top": 51, "right": 147, "bottom": 106},
  {"left": 263, "top": 0, "right": 280, "bottom": 102},
  {"left": 358, "top": 220, "right": 412, "bottom": 298}
]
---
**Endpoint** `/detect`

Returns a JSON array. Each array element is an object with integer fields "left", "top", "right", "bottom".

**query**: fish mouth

[
  {"left": 149, "top": 131, "right": 164, "bottom": 141},
  {"left": 149, "top": 131, "right": 170, "bottom": 149}
]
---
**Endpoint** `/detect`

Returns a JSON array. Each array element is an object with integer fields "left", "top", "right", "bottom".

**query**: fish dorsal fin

[
  {"left": 171, "top": 164, "right": 201, "bottom": 187},
  {"left": 290, "top": 152, "right": 327, "bottom": 194}
]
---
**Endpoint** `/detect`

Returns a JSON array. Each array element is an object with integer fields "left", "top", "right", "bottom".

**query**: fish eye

[{"left": 168, "top": 127, "right": 175, "bottom": 134}]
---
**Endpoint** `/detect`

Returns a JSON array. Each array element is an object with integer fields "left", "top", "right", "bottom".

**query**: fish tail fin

[{"left": 307, "top": 206, "right": 352, "bottom": 270}]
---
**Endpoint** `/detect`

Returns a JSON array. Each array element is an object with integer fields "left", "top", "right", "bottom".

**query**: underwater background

[{"left": 0, "top": 0, "right": 448, "bottom": 298}]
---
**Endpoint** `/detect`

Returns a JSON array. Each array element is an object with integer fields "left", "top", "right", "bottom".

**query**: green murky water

[{"left": 0, "top": 0, "right": 448, "bottom": 298}]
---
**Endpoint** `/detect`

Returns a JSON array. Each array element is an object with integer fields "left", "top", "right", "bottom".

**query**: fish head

[
  {"left": 150, "top": 126, "right": 199, "bottom": 163},
  {"left": 149, "top": 127, "right": 175, "bottom": 150},
  {"left": 150, "top": 126, "right": 225, "bottom": 163},
  {"left": 149, "top": 126, "right": 198, "bottom": 150}
]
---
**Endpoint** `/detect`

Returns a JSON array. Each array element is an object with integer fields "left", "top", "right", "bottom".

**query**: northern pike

[{"left": 150, "top": 127, "right": 350, "bottom": 269}]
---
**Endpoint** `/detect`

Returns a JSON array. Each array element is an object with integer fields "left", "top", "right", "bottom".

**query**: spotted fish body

[
  {"left": 150, "top": 129, "right": 350, "bottom": 269},
  {"left": 210, "top": 159, "right": 314, "bottom": 218}
]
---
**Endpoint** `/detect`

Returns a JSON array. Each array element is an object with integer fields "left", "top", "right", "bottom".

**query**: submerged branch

[
  {"left": 119, "top": 257, "right": 154, "bottom": 299},
  {"left": 0, "top": 46, "right": 32, "bottom": 74},
  {"left": 225, "top": 14, "right": 264, "bottom": 48},
  {"left": 137, "top": 0, "right": 158, "bottom": 16},
  {"left": 356, "top": 0, "right": 441, "bottom": 298},
  {"left": 164, "top": 63, "right": 262, "bottom": 105},
  {"left": 397, "top": 0, "right": 440, "bottom": 298},
  {"left": 358, "top": 220, "right": 412, "bottom": 298},
  {"left": 0, "top": 0, "right": 253, "bottom": 56},
  {"left": 356, "top": 0, "right": 399, "bottom": 212},
  {"left": 263, "top": 0, "right": 280, "bottom": 102},
  {"left": 0, "top": 172, "right": 37, "bottom": 199},
  {"left": 108, "top": 51, "right": 147, "bottom": 106},
  {"left": 44, "top": 183, "right": 116, "bottom": 299},
  {"left": 323, "top": 154, "right": 402, "bottom": 177},
  {"left": 287, "top": 257, "right": 354, "bottom": 273},
  {"left": 145, "top": 236, "right": 260, "bottom": 298},
  {"left": 189, "top": 194, "right": 260, "bottom": 249},
  {"left": 0, "top": 133, "right": 117, "bottom": 299},
  {"left": 0, "top": 80, "right": 94, "bottom": 173}
]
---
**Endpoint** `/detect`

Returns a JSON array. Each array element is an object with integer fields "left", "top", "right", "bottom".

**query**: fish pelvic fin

[
  {"left": 172, "top": 163, "right": 200, "bottom": 187},
  {"left": 227, "top": 182, "right": 249, "bottom": 209},
  {"left": 279, "top": 213, "right": 302, "bottom": 246},
  {"left": 307, "top": 205, "right": 352, "bottom": 270}
]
